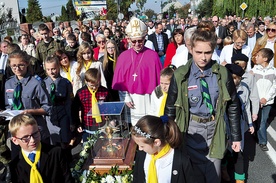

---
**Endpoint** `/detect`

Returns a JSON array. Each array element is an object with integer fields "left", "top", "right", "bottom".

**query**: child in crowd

[
  {"left": 101, "top": 39, "right": 120, "bottom": 101},
  {"left": 9, "top": 114, "right": 73, "bottom": 183},
  {"left": 223, "top": 36, "right": 233, "bottom": 47},
  {"left": 225, "top": 64, "right": 255, "bottom": 183},
  {"left": 64, "top": 34, "right": 79, "bottom": 61},
  {"left": 149, "top": 66, "right": 175, "bottom": 116},
  {"left": 5, "top": 50, "right": 51, "bottom": 159},
  {"left": 72, "top": 68, "right": 109, "bottom": 142},
  {"left": 132, "top": 115, "right": 195, "bottom": 183},
  {"left": 232, "top": 53, "right": 259, "bottom": 123},
  {"left": 251, "top": 48, "right": 276, "bottom": 151},
  {"left": 73, "top": 42, "right": 106, "bottom": 94},
  {"left": 55, "top": 50, "right": 77, "bottom": 84},
  {"left": 44, "top": 56, "right": 73, "bottom": 151}
]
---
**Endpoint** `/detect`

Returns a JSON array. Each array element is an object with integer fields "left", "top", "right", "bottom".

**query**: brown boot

[{"left": 236, "top": 180, "right": 244, "bottom": 183}]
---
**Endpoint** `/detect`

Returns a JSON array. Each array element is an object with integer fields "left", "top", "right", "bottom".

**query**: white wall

[{"left": 1, "top": 0, "right": 20, "bottom": 24}]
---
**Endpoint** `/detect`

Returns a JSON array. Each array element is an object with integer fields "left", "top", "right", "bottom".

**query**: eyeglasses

[
  {"left": 131, "top": 39, "right": 144, "bottom": 44},
  {"left": 266, "top": 28, "right": 276, "bottom": 33},
  {"left": 14, "top": 131, "right": 40, "bottom": 143},
  {"left": 235, "top": 42, "right": 245, "bottom": 46},
  {"left": 212, "top": 21, "right": 218, "bottom": 23},
  {"left": 11, "top": 64, "right": 26, "bottom": 70},
  {"left": 97, "top": 40, "right": 106, "bottom": 44},
  {"left": 107, "top": 47, "right": 115, "bottom": 50}
]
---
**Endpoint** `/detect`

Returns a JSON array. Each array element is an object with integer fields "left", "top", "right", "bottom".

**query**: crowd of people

[{"left": 0, "top": 14, "right": 276, "bottom": 183}]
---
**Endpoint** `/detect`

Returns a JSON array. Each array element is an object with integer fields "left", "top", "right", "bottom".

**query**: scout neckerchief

[
  {"left": 148, "top": 143, "right": 171, "bottom": 183},
  {"left": 200, "top": 76, "right": 214, "bottom": 114},
  {"left": 87, "top": 87, "right": 102, "bottom": 123},
  {"left": 108, "top": 55, "right": 116, "bottom": 71},
  {"left": 50, "top": 82, "right": 56, "bottom": 104},
  {"left": 84, "top": 60, "right": 92, "bottom": 71},
  {"left": 158, "top": 91, "right": 167, "bottom": 116},
  {"left": 12, "top": 81, "right": 23, "bottom": 110},
  {"left": 21, "top": 143, "right": 43, "bottom": 183},
  {"left": 62, "top": 66, "right": 72, "bottom": 82}
]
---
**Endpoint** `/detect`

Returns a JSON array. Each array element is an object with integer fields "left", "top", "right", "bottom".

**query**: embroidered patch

[
  {"left": 191, "top": 96, "right": 199, "bottom": 103},
  {"left": 188, "top": 85, "right": 198, "bottom": 90}
]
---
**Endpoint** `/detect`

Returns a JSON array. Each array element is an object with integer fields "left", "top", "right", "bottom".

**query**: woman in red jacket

[{"left": 163, "top": 28, "right": 184, "bottom": 68}]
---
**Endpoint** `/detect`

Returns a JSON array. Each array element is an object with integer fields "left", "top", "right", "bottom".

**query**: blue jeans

[{"left": 257, "top": 105, "right": 272, "bottom": 145}]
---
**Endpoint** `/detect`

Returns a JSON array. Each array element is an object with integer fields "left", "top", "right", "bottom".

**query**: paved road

[{"left": 247, "top": 107, "right": 276, "bottom": 183}]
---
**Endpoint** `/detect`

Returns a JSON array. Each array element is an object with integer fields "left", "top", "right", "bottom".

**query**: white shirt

[
  {"left": 172, "top": 45, "right": 189, "bottom": 68},
  {"left": 60, "top": 61, "right": 78, "bottom": 82},
  {"left": 247, "top": 34, "right": 257, "bottom": 53},
  {"left": 72, "top": 61, "right": 106, "bottom": 95},
  {"left": 148, "top": 27, "right": 155, "bottom": 35},
  {"left": 144, "top": 149, "right": 174, "bottom": 183},
  {"left": 219, "top": 43, "right": 252, "bottom": 71},
  {"left": 145, "top": 40, "right": 155, "bottom": 51}
]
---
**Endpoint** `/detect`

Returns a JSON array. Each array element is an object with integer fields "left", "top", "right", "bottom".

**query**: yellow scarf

[
  {"left": 22, "top": 143, "right": 43, "bottom": 183},
  {"left": 158, "top": 91, "right": 168, "bottom": 116},
  {"left": 62, "top": 66, "right": 72, "bottom": 82},
  {"left": 87, "top": 87, "right": 102, "bottom": 123},
  {"left": 108, "top": 56, "right": 116, "bottom": 71},
  {"left": 148, "top": 143, "right": 171, "bottom": 183},
  {"left": 84, "top": 60, "right": 92, "bottom": 71}
]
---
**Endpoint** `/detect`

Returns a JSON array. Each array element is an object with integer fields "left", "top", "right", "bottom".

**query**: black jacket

[{"left": 133, "top": 148, "right": 196, "bottom": 183}]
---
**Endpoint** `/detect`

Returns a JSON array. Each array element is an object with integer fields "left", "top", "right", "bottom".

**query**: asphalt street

[{"left": 247, "top": 107, "right": 276, "bottom": 183}]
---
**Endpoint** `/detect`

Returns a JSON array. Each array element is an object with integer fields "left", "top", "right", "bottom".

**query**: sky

[{"left": 18, "top": 0, "right": 189, "bottom": 16}]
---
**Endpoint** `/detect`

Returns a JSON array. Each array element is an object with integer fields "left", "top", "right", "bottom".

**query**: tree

[
  {"left": 144, "top": 9, "right": 157, "bottom": 20},
  {"left": 196, "top": 0, "right": 213, "bottom": 18},
  {"left": 136, "top": 0, "right": 147, "bottom": 11},
  {"left": 106, "top": 0, "right": 136, "bottom": 20},
  {"left": 205, "top": 0, "right": 276, "bottom": 18},
  {"left": 177, "top": 3, "right": 191, "bottom": 19},
  {"left": 59, "top": 6, "right": 68, "bottom": 21},
  {"left": 26, "top": 0, "right": 43, "bottom": 23},
  {"left": 66, "top": 0, "right": 77, "bottom": 20},
  {"left": 163, "top": 4, "right": 178, "bottom": 19}
]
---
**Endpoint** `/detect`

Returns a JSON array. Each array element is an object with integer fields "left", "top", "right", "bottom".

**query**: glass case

[{"left": 87, "top": 101, "right": 130, "bottom": 164}]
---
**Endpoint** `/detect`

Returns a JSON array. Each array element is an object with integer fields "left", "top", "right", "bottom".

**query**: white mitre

[{"left": 125, "top": 16, "right": 147, "bottom": 39}]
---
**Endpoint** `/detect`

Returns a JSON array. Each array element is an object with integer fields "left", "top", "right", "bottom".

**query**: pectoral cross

[{"left": 132, "top": 73, "right": 138, "bottom": 81}]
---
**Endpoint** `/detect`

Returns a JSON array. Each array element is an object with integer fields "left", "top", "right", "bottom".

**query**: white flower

[
  {"left": 101, "top": 177, "right": 107, "bottom": 183},
  {"left": 115, "top": 175, "right": 122, "bottom": 183},
  {"left": 106, "top": 175, "right": 115, "bottom": 183}
]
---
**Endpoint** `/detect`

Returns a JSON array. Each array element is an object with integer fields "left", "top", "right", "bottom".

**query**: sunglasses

[
  {"left": 97, "top": 40, "right": 106, "bottom": 44},
  {"left": 266, "top": 28, "right": 276, "bottom": 33},
  {"left": 131, "top": 39, "right": 143, "bottom": 44}
]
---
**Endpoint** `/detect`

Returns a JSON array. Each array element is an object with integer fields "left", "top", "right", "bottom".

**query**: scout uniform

[
  {"left": 44, "top": 76, "right": 73, "bottom": 144},
  {"left": 5, "top": 74, "right": 51, "bottom": 149}
]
